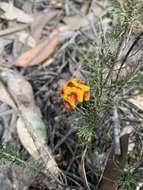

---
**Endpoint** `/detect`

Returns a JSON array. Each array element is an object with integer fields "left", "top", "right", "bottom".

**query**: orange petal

[
  {"left": 66, "top": 79, "right": 75, "bottom": 87},
  {"left": 66, "top": 82, "right": 75, "bottom": 87},
  {"left": 77, "top": 79, "right": 84, "bottom": 84},
  {"left": 71, "top": 93, "right": 77, "bottom": 100},
  {"left": 61, "top": 78, "right": 90, "bottom": 109},
  {"left": 84, "top": 91, "right": 90, "bottom": 101},
  {"left": 64, "top": 95, "right": 76, "bottom": 109},
  {"left": 64, "top": 101, "right": 71, "bottom": 108}
]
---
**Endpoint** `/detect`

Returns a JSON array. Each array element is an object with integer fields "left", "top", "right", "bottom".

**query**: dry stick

[
  {"left": 0, "top": 24, "right": 30, "bottom": 37},
  {"left": 115, "top": 31, "right": 143, "bottom": 82},
  {"left": 111, "top": 31, "right": 135, "bottom": 156},
  {"left": 66, "top": 146, "right": 79, "bottom": 171},
  {"left": 104, "top": 25, "right": 129, "bottom": 86},
  {"left": 0, "top": 109, "right": 14, "bottom": 116},
  {"left": 64, "top": 170, "right": 85, "bottom": 188},
  {"left": 95, "top": 149, "right": 112, "bottom": 190},
  {"left": 112, "top": 106, "right": 121, "bottom": 155},
  {"left": 80, "top": 146, "right": 91, "bottom": 190},
  {"left": 53, "top": 128, "right": 77, "bottom": 153}
]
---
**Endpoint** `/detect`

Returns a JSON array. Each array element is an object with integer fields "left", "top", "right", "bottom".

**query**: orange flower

[{"left": 61, "top": 78, "right": 90, "bottom": 109}]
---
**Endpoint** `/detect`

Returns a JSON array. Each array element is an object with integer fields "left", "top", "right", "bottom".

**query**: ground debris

[{"left": 0, "top": 0, "right": 143, "bottom": 190}]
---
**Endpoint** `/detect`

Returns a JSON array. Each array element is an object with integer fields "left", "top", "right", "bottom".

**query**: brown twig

[
  {"left": 0, "top": 24, "right": 30, "bottom": 37},
  {"left": 112, "top": 106, "right": 121, "bottom": 155}
]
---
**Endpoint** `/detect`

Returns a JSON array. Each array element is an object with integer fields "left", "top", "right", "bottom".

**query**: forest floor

[{"left": 0, "top": 0, "right": 143, "bottom": 190}]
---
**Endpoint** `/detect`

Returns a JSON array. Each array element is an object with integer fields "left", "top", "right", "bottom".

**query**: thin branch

[
  {"left": 115, "top": 31, "right": 143, "bottom": 81},
  {"left": 112, "top": 106, "right": 121, "bottom": 155}
]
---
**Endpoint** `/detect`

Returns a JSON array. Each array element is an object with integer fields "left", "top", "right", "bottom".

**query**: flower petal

[
  {"left": 61, "top": 78, "right": 90, "bottom": 109},
  {"left": 84, "top": 91, "right": 90, "bottom": 101}
]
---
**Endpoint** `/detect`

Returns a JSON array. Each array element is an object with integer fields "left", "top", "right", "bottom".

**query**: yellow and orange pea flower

[{"left": 61, "top": 78, "right": 90, "bottom": 109}]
